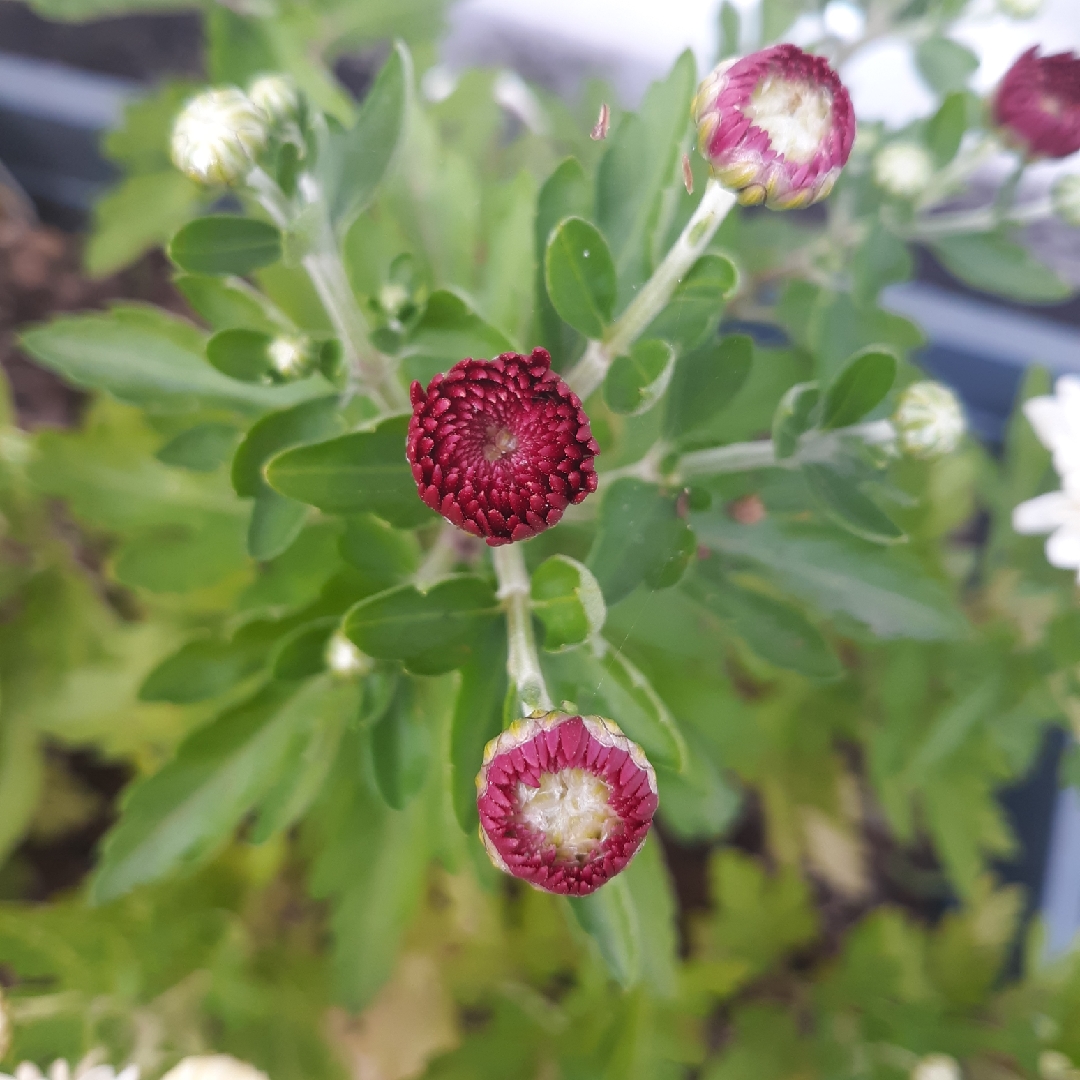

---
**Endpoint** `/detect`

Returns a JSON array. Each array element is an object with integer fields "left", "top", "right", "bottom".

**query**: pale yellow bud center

[
  {"left": 517, "top": 769, "right": 617, "bottom": 861},
  {"left": 745, "top": 77, "right": 833, "bottom": 164}
]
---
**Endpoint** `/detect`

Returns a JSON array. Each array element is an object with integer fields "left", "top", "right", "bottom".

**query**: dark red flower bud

[
  {"left": 693, "top": 44, "right": 855, "bottom": 210},
  {"left": 993, "top": 47, "right": 1080, "bottom": 159},
  {"left": 476, "top": 712, "right": 657, "bottom": 896},
  {"left": 407, "top": 348, "right": 599, "bottom": 546}
]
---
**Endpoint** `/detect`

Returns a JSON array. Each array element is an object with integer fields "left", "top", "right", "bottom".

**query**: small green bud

[
  {"left": 997, "top": 0, "right": 1041, "bottom": 17},
  {"left": 171, "top": 88, "right": 269, "bottom": 185},
  {"left": 267, "top": 336, "right": 315, "bottom": 380},
  {"left": 1052, "top": 175, "right": 1080, "bottom": 227},
  {"left": 894, "top": 381, "right": 965, "bottom": 458},
  {"left": 873, "top": 141, "right": 934, "bottom": 198},
  {"left": 248, "top": 74, "right": 301, "bottom": 128},
  {"left": 912, "top": 1056, "right": 961, "bottom": 1080},
  {"left": 326, "top": 631, "right": 371, "bottom": 679}
]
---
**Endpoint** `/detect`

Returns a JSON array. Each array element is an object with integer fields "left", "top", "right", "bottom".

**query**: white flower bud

[
  {"left": 873, "top": 142, "right": 934, "bottom": 198},
  {"left": 894, "top": 381, "right": 965, "bottom": 458},
  {"left": 1052, "top": 175, "right": 1080, "bottom": 227},
  {"left": 997, "top": 0, "right": 1041, "bottom": 17},
  {"left": 267, "top": 336, "right": 313, "bottom": 380},
  {"left": 912, "top": 1055, "right": 962, "bottom": 1080},
  {"left": 326, "top": 631, "right": 370, "bottom": 679},
  {"left": 171, "top": 89, "right": 269, "bottom": 186},
  {"left": 160, "top": 1057, "right": 266, "bottom": 1080},
  {"left": 1040, "top": 1051, "right": 1080, "bottom": 1080},
  {"left": 248, "top": 75, "right": 301, "bottom": 128}
]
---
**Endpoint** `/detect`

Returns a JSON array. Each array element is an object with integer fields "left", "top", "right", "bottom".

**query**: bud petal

[
  {"left": 693, "top": 44, "right": 855, "bottom": 210},
  {"left": 406, "top": 348, "right": 599, "bottom": 546},
  {"left": 160, "top": 1058, "right": 267, "bottom": 1080},
  {"left": 171, "top": 88, "right": 270, "bottom": 185},
  {"left": 894, "top": 381, "right": 965, "bottom": 458},
  {"left": 872, "top": 141, "right": 934, "bottom": 198},
  {"left": 248, "top": 74, "right": 301, "bottom": 128},
  {"left": 993, "top": 48, "right": 1080, "bottom": 160},
  {"left": 476, "top": 711, "right": 657, "bottom": 896},
  {"left": 912, "top": 1055, "right": 961, "bottom": 1080}
]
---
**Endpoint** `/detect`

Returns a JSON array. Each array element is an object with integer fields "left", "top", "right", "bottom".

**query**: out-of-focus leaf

[
  {"left": 645, "top": 252, "right": 738, "bottom": 351},
  {"left": 369, "top": 679, "right": 431, "bottom": 809},
  {"left": 916, "top": 36, "right": 980, "bottom": 94},
  {"left": 931, "top": 233, "right": 1072, "bottom": 303},
  {"left": 819, "top": 348, "right": 897, "bottom": 430},
  {"left": 169, "top": 216, "right": 282, "bottom": 276},
  {"left": 568, "top": 875, "right": 641, "bottom": 988},
  {"left": 802, "top": 464, "right": 906, "bottom": 545},
  {"left": 771, "top": 381, "right": 819, "bottom": 459},
  {"left": 664, "top": 334, "right": 753, "bottom": 440}
]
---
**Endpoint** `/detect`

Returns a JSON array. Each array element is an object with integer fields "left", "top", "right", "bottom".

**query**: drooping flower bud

[
  {"left": 873, "top": 141, "right": 934, "bottom": 198},
  {"left": 912, "top": 1055, "right": 962, "bottom": 1080},
  {"left": 267, "top": 335, "right": 314, "bottom": 381},
  {"left": 326, "top": 631, "right": 370, "bottom": 679},
  {"left": 893, "top": 381, "right": 965, "bottom": 458},
  {"left": 992, "top": 48, "right": 1080, "bottom": 160},
  {"left": 693, "top": 44, "right": 856, "bottom": 209},
  {"left": 1052, "top": 175, "right": 1080, "bottom": 226},
  {"left": 160, "top": 1058, "right": 267, "bottom": 1080},
  {"left": 997, "top": 0, "right": 1042, "bottom": 17},
  {"left": 407, "top": 348, "right": 599, "bottom": 546},
  {"left": 171, "top": 88, "right": 269, "bottom": 186},
  {"left": 476, "top": 712, "right": 657, "bottom": 896},
  {"left": 247, "top": 74, "right": 301, "bottom": 128}
]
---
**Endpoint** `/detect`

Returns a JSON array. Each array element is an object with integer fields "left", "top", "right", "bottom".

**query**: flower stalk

[
  {"left": 566, "top": 179, "right": 739, "bottom": 400},
  {"left": 492, "top": 543, "right": 552, "bottom": 714}
]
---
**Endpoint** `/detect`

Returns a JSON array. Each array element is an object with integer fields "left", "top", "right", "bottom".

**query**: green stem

[
  {"left": 566, "top": 178, "right": 739, "bottom": 400},
  {"left": 492, "top": 544, "right": 552, "bottom": 715},
  {"left": 414, "top": 523, "right": 460, "bottom": 590},
  {"left": 901, "top": 196, "right": 1052, "bottom": 240}
]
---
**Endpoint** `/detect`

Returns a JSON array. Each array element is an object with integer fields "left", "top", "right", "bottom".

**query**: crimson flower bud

[
  {"left": 407, "top": 348, "right": 599, "bottom": 546},
  {"left": 693, "top": 44, "right": 855, "bottom": 210},
  {"left": 476, "top": 712, "right": 657, "bottom": 896},
  {"left": 992, "top": 48, "right": 1080, "bottom": 159}
]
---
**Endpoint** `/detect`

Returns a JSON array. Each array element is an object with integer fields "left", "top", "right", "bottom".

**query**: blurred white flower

[
  {"left": 159, "top": 1056, "right": 267, "bottom": 1080},
  {"left": 873, "top": 142, "right": 934, "bottom": 198},
  {"left": 912, "top": 1054, "right": 961, "bottom": 1080},
  {"left": 894, "top": 381, "right": 965, "bottom": 458},
  {"left": 2, "top": 1055, "right": 137, "bottom": 1080},
  {"left": 171, "top": 88, "right": 269, "bottom": 185},
  {"left": 1013, "top": 478, "right": 1080, "bottom": 579},
  {"left": 1021, "top": 376, "right": 1080, "bottom": 480},
  {"left": 247, "top": 75, "right": 300, "bottom": 128}
]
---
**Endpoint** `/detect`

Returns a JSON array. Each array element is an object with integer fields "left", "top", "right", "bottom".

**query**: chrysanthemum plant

[{"left": 8, "top": 0, "right": 1080, "bottom": 1076}]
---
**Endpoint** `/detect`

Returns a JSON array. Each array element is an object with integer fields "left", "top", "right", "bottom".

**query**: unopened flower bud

[
  {"left": 267, "top": 336, "right": 314, "bottom": 380},
  {"left": 1040, "top": 1051, "right": 1080, "bottom": 1080},
  {"left": 477, "top": 711, "right": 657, "bottom": 895},
  {"left": 326, "top": 631, "right": 370, "bottom": 679},
  {"left": 171, "top": 88, "right": 269, "bottom": 185},
  {"left": 378, "top": 283, "right": 411, "bottom": 321},
  {"left": 997, "top": 0, "right": 1042, "bottom": 17},
  {"left": 407, "top": 348, "right": 599, "bottom": 546},
  {"left": 160, "top": 1057, "right": 267, "bottom": 1080},
  {"left": 912, "top": 1055, "right": 961, "bottom": 1080},
  {"left": 894, "top": 381, "right": 965, "bottom": 458},
  {"left": 693, "top": 44, "right": 855, "bottom": 210},
  {"left": 873, "top": 141, "right": 934, "bottom": 198},
  {"left": 1052, "top": 175, "right": 1080, "bottom": 226},
  {"left": 993, "top": 48, "right": 1080, "bottom": 160},
  {"left": 247, "top": 75, "right": 301, "bottom": 128}
]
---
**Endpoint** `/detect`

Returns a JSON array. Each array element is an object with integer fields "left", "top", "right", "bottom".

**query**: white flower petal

[
  {"left": 1013, "top": 491, "right": 1072, "bottom": 534},
  {"left": 1024, "top": 396, "right": 1070, "bottom": 453},
  {"left": 1047, "top": 525, "right": 1080, "bottom": 569},
  {"left": 16, "top": 1065, "right": 45, "bottom": 1080}
]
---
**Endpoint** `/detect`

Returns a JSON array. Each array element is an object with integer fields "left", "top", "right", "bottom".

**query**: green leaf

[
  {"left": 169, "top": 215, "right": 283, "bottom": 276},
  {"left": 568, "top": 876, "right": 641, "bottom": 988},
  {"left": 850, "top": 224, "right": 913, "bottom": 307},
  {"left": 139, "top": 632, "right": 268, "bottom": 704},
  {"left": 931, "top": 233, "right": 1072, "bottom": 303},
  {"left": 689, "top": 571, "right": 842, "bottom": 680},
  {"left": 771, "top": 381, "right": 820, "bottom": 459},
  {"left": 271, "top": 618, "right": 338, "bottom": 681},
  {"left": 450, "top": 623, "right": 507, "bottom": 832},
  {"left": 531, "top": 554, "right": 606, "bottom": 651},
  {"left": 405, "top": 290, "right": 514, "bottom": 383},
  {"left": 248, "top": 490, "right": 309, "bottom": 561},
  {"left": 916, "top": 37, "right": 980, "bottom": 94},
  {"left": 819, "top": 348, "right": 897, "bottom": 430},
  {"left": 156, "top": 423, "right": 238, "bottom": 472},
  {"left": 645, "top": 253, "right": 738, "bottom": 351},
  {"left": 544, "top": 216, "right": 617, "bottom": 339},
  {"left": 663, "top": 334, "right": 753, "bottom": 441},
  {"left": 926, "top": 92, "right": 971, "bottom": 166},
  {"left": 604, "top": 339, "right": 675, "bottom": 416},
  {"left": 369, "top": 680, "right": 430, "bottom": 810},
  {"left": 694, "top": 515, "right": 965, "bottom": 639},
  {"left": 621, "top": 835, "right": 679, "bottom": 997},
  {"left": 343, "top": 575, "right": 499, "bottom": 675},
  {"left": 322, "top": 42, "right": 411, "bottom": 233},
  {"left": 535, "top": 157, "right": 592, "bottom": 366},
  {"left": 206, "top": 329, "right": 275, "bottom": 383},
  {"left": 802, "top": 464, "right": 906, "bottom": 544},
  {"left": 20, "top": 308, "right": 320, "bottom": 414},
  {"left": 265, "top": 415, "right": 433, "bottom": 527},
  {"left": 91, "top": 681, "right": 324, "bottom": 901},
  {"left": 808, "top": 292, "right": 924, "bottom": 381},
  {"left": 719, "top": 1, "right": 741, "bottom": 57},
  {"left": 174, "top": 274, "right": 286, "bottom": 334},
  {"left": 338, "top": 514, "right": 420, "bottom": 592},
  {"left": 587, "top": 479, "right": 695, "bottom": 605}
]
